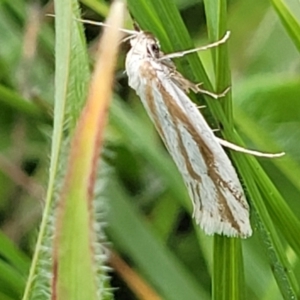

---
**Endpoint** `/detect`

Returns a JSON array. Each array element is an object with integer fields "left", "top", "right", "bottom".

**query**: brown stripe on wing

[
  {"left": 156, "top": 78, "right": 245, "bottom": 234},
  {"left": 215, "top": 187, "right": 241, "bottom": 232},
  {"left": 170, "top": 119, "right": 203, "bottom": 183},
  {"left": 188, "top": 181, "right": 202, "bottom": 213},
  {"left": 139, "top": 62, "right": 167, "bottom": 143}
]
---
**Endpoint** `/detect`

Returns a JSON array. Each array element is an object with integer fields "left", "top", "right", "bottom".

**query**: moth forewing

[{"left": 126, "top": 31, "right": 252, "bottom": 238}]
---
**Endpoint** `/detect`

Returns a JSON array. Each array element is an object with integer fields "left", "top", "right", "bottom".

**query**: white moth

[
  {"left": 75, "top": 18, "right": 284, "bottom": 238},
  {"left": 124, "top": 28, "right": 284, "bottom": 238},
  {"left": 125, "top": 30, "right": 253, "bottom": 238}
]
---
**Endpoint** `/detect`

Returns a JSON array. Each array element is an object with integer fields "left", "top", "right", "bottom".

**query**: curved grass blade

[
  {"left": 22, "top": 0, "right": 91, "bottom": 297},
  {"left": 51, "top": 1, "right": 125, "bottom": 299}
]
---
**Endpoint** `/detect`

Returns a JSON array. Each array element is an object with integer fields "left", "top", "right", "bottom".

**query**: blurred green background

[{"left": 0, "top": 0, "right": 300, "bottom": 299}]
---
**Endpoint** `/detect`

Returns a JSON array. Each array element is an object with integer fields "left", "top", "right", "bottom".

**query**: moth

[
  {"left": 125, "top": 29, "right": 255, "bottom": 238},
  {"left": 78, "top": 18, "right": 284, "bottom": 238},
  {"left": 125, "top": 26, "right": 286, "bottom": 238}
]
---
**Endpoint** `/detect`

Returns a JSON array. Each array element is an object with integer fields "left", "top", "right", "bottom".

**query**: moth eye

[
  {"left": 148, "top": 42, "right": 160, "bottom": 57},
  {"left": 151, "top": 43, "right": 159, "bottom": 53}
]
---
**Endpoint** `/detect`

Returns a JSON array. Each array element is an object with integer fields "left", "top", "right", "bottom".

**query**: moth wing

[{"left": 127, "top": 57, "right": 252, "bottom": 238}]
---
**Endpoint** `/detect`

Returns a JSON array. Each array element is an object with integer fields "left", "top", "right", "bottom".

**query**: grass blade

[
  {"left": 52, "top": 1, "right": 125, "bottom": 299},
  {"left": 22, "top": 0, "right": 90, "bottom": 297},
  {"left": 204, "top": 2, "right": 245, "bottom": 299},
  {"left": 270, "top": 0, "right": 300, "bottom": 52},
  {"left": 106, "top": 178, "right": 209, "bottom": 300}
]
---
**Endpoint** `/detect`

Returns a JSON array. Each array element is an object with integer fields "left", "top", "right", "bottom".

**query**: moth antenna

[
  {"left": 121, "top": 34, "right": 136, "bottom": 44},
  {"left": 46, "top": 14, "right": 137, "bottom": 35},
  {"left": 73, "top": 17, "right": 137, "bottom": 35}
]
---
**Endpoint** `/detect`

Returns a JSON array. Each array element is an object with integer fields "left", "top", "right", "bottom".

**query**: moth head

[{"left": 129, "top": 31, "right": 161, "bottom": 59}]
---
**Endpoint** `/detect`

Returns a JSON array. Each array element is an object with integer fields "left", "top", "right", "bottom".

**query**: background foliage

[{"left": 0, "top": 0, "right": 299, "bottom": 299}]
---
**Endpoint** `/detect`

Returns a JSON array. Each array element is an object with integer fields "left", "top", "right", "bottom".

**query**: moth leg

[
  {"left": 168, "top": 69, "right": 230, "bottom": 99},
  {"left": 194, "top": 84, "right": 231, "bottom": 99},
  {"left": 216, "top": 137, "right": 285, "bottom": 158}
]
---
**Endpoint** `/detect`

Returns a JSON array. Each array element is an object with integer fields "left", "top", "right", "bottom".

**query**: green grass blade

[
  {"left": 204, "top": 2, "right": 245, "bottom": 299},
  {"left": 234, "top": 105, "right": 300, "bottom": 191},
  {"left": 213, "top": 237, "right": 245, "bottom": 300},
  {"left": 0, "top": 231, "right": 30, "bottom": 275},
  {"left": 0, "top": 260, "right": 26, "bottom": 299},
  {"left": 233, "top": 75, "right": 300, "bottom": 257},
  {"left": 270, "top": 0, "right": 300, "bottom": 52},
  {"left": 0, "top": 85, "right": 47, "bottom": 120},
  {"left": 22, "top": 0, "right": 91, "bottom": 298},
  {"left": 234, "top": 104, "right": 300, "bottom": 256},
  {"left": 204, "top": 0, "right": 233, "bottom": 120},
  {"left": 52, "top": 1, "right": 125, "bottom": 299},
  {"left": 238, "top": 154, "right": 298, "bottom": 299},
  {"left": 106, "top": 178, "right": 209, "bottom": 300}
]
